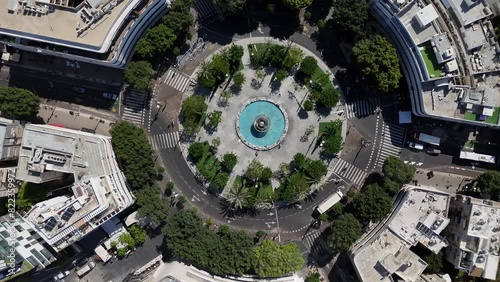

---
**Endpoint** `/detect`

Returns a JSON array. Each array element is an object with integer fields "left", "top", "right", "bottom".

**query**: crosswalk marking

[
  {"left": 345, "top": 97, "right": 379, "bottom": 119},
  {"left": 149, "top": 132, "right": 180, "bottom": 150},
  {"left": 302, "top": 230, "right": 330, "bottom": 259},
  {"left": 195, "top": 0, "right": 217, "bottom": 22},
  {"left": 163, "top": 69, "right": 192, "bottom": 93},
  {"left": 122, "top": 89, "right": 148, "bottom": 126},
  {"left": 374, "top": 123, "right": 406, "bottom": 168},
  {"left": 331, "top": 158, "right": 367, "bottom": 186}
]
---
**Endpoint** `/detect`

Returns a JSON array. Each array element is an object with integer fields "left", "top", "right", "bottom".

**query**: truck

[
  {"left": 414, "top": 132, "right": 441, "bottom": 146},
  {"left": 316, "top": 191, "right": 344, "bottom": 214},
  {"left": 76, "top": 262, "right": 95, "bottom": 277}
]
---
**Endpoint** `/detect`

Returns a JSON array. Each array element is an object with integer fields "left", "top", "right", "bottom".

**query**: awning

[
  {"left": 399, "top": 111, "right": 412, "bottom": 124},
  {"left": 94, "top": 245, "right": 111, "bottom": 262}
]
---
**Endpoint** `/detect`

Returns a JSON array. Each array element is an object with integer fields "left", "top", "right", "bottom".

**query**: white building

[
  {"left": 444, "top": 195, "right": 500, "bottom": 280},
  {"left": 0, "top": 213, "right": 57, "bottom": 280},
  {"left": 16, "top": 124, "right": 135, "bottom": 252},
  {"left": 0, "top": 0, "right": 171, "bottom": 68},
  {"left": 350, "top": 185, "right": 451, "bottom": 282},
  {"left": 371, "top": 0, "right": 500, "bottom": 128},
  {"left": 0, "top": 117, "right": 23, "bottom": 162}
]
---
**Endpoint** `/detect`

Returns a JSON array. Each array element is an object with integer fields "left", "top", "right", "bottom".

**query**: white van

[{"left": 408, "top": 142, "right": 424, "bottom": 151}]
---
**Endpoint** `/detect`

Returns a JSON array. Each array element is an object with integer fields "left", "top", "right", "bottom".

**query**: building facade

[{"left": 0, "top": 117, "right": 23, "bottom": 162}]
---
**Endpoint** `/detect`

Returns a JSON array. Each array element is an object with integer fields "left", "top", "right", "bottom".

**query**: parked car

[
  {"left": 102, "top": 92, "right": 117, "bottom": 100},
  {"left": 72, "top": 87, "right": 86, "bottom": 94},
  {"left": 426, "top": 148, "right": 441, "bottom": 155},
  {"left": 408, "top": 142, "right": 424, "bottom": 151},
  {"left": 72, "top": 257, "right": 88, "bottom": 267},
  {"left": 76, "top": 262, "right": 95, "bottom": 277},
  {"left": 57, "top": 270, "right": 70, "bottom": 279}
]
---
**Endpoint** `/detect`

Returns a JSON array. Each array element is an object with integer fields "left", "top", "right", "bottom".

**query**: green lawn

[
  {"left": 319, "top": 121, "right": 341, "bottom": 136},
  {"left": 464, "top": 111, "right": 477, "bottom": 121},
  {"left": 420, "top": 44, "right": 442, "bottom": 78},
  {"left": 464, "top": 107, "right": 500, "bottom": 125},
  {"left": 485, "top": 107, "right": 500, "bottom": 124},
  {"left": 310, "top": 66, "right": 334, "bottom": 91}
]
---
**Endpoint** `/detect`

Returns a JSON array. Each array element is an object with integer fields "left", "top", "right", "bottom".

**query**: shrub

[
  {"left": 298, "top": 56, "right": 317, "bottom": 80},
  {"left": 303, "top": 100, "right": 314, "bottom": 111}
]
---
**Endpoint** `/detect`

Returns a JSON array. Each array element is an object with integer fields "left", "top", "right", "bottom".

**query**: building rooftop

[
  {"left": 0, "top": 117, "right": 23, "bottom": 161},
  {"left": 430, "top": 34, "right": 455, "bottom": 64},
  {"left": 17, "top": 124, "right": 134, "bottom": 252},
  {"left": 448, "top": 0, "right": 493, "bottom": 27},
  {"left": 350, "top": 185, "right": 451, "bottom": 282},
  {"left": 397, "top": 1, "right": 440, "bottom": 45},
  {"left": 0, "top": 0, "right": 138, "bottom": 53}
]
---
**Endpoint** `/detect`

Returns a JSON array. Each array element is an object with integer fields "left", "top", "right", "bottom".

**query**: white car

[
  {"left": 57, "top": 270, "right": 70, "bottom": 279},
  {"left": 408, "top": 142, "right": 424, "bottom": 151}
]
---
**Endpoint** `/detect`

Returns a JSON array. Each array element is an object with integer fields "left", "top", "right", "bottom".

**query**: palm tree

[
  {"left": 196, "top": 60, "right": 213, "bottom": 84},
  {"left": 225, "top": 182, "right": 251, "bottom": 211},
  {"left": 219, "top": 47, "right": 230, "bottom": 60}
]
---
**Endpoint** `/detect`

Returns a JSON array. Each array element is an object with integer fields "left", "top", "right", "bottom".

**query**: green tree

[
  {"left": 188, "top": 142, "right": 207, "bottom": 162},
  {"left": 261, "top": 167, "right": 273, "bottom": 182},
  {"left": 181, "top": 95, "right": 207, "bottom": 134},
  {"left": 275, "top": 69, "right": 287, "bottom": 83},
  {"left": 306, "top": 160, "right": 328, "bottom": 184},
  {"left": 382, "top": 156, "right": 415, "bottom": 184},
  {"left": 279, "top": 172, "right": 309, "bottom": 201},
  {"left": 135, "top": 24, "right": 177, "bottom": 61},
  {"left": 233, "top": 72, "right": 245, "bottom": 87},
  {"left": 327, "top": 213, "right": 362, "bottom": 253},
  {"left": 322, "top": 134, "right": 342, "bottom": 156},
  {"left": 303, "top": 100, "right": 314, "bottom": 111},
  {"left": 476, "top": 171, "right": 500, "bottom": 195},
  {"left": 178, "top": 195, "right": 187, "bottom": 205},
  {"left": 222, "top": 153, "right": 238, "bottom": 172},
  {"left": 167, "top": 181, "right": 175, "bottom": 190},
  {"left": 124, "top": 61, "right": 156, "bottom": 91},
  {"left": 128, "top": 225, "right": 147, "bottom": 245},
  {"left": 316, "top": 88, "right": 340, "bottom": 108},
  {"left": 253, "top": 240, "right": 304, "bottom": 277},
  {"left": 331, "top": 0, "right": 369, "bottom": 35},
  {"left": 353, "top": 35, "right": 402, "bottom": 92},
  {"left": 423, "top": 252, "right": 444, "bottom": 274},
  {"left": 225, "top": 181, "right": 251, "bottom": 210},
  {"left": 227, "top": 44, "right": 244, "bottom": 73},
  {"left": 119, "top": 233, "right": 136, "bottom": 248},
  {"left": 246, "top": 159, "right": 264, "bottom": 181},
  {"left": 117, "top": 247, "right": 127, "bottom": 257},
  {"left": 327, "top": 203, "right": 344, "bottom": 220},
  {"left": 307, "top": 272, "right": 321, "bottom": 282},
  {"left": 0, "top": 87, "right": 40, "bottom": 120},
  {"left": 351, "top": 184, "right": 392, "bottom": 224},
  {"left": 382, "top": 177, "right": 401, "bottom": 196},
  {"left": 212, "top": 172, "right": 229, "bottom": 190},
  {"left": 293, "top": 153, "right": 308, "bottom": 171},
  {"left": 213, "top": 0, "right": 245, "bottom": 14},
  {"left": 209, "top": 54, "right": 230, "bottom": 89},
  {"left": 298, "top": 56, "right": 317, "bottom": 80},
  {"left": 207, "top": 111, "right": 222, "bottom": 129},
  {"left": 278, "top": 162, "right": 291, "bottom": 178},
  {"left": 282, "top": 0, "right": 312, "bottom": 10},
  {"left": 110, "top": 121, "right": 156, "bottom": 190},
  {"left": 135, "top": 186, "right": 170, "bottom": 226},
  {"left": 211, "top": 137, "right": 221, "bottom": 150},
  {"left": 256, "top": 230, "right": 266, "bottom": 238}
]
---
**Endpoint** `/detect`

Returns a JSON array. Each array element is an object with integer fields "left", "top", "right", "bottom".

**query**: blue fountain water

[{"left": 238, "top": 100, "right": 286, "bottom": 148}]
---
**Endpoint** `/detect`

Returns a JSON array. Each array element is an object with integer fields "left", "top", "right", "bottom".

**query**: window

[
  {"left": 24, "top": 243, "right": 31, "bottom": 248},
  {"left": 14, "top": 225, "right": 24, "bottom": 232}
]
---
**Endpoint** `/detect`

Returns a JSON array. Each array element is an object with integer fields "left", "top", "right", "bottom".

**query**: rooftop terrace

[
  {"left": 0, "top": 0, "right": 138, "bottom": 52},
  {"left": 17, "top": 124, "right": 134, "bottom": 251}
]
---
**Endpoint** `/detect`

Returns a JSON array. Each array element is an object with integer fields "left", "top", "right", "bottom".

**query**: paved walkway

[{"left": 181, "top": 37, "right": 347, "bottom": 195}]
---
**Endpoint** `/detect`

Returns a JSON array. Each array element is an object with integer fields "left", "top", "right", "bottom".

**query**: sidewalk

[
  {"left": 411, "top": 168, "right": 471, "bottom": 195},
  {"left": 38, "top": 104, "right": 117, "bottom": 136}
]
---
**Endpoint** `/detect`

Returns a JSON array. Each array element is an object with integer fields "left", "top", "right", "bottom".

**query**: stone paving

[{"left": 182, "top": 37, "right": 346, "bottom": 193}]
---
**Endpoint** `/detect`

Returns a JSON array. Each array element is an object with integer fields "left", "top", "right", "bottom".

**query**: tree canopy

[
  {"left": 476, "top": 171, "right": 500, "bottom": 196},
  {"left": 188, "top": 142, "right": 207, "bottom": 162},
  {"left": 222, "top": 153, "right": 238, "bottom": 172},
  {"left": 281, "top": 0, "right": 312, "bottom": 10},
  {"left": 213, "top": 0, "right": 246, "bottom": 15},
  {"left": 331, "top": 0, "right": 369, "bottom": 35},
  {"left": 298, "top": 56, "right": 317, "bottom": 80},
  {"left": 110, "top": 121, "right": 156, "bottom": 190},
  {"left": 0, "top": 86, "right": 40, "bottom": 120},
  {"left": 246, "top": 159, "right": 264, "bottom": 181},
  {"left": 135, "top": 185, "right": 170, "bottom": 226},
  {"left": 350, "top": 184, "right": 393, "bottom": 224},
  {"left": 124, "top": 61, "right": 156, "bottom": 90},
  {"left": 134, "top": 0, "right": 193, "bottom": 63},
  {"left": 163, "top": 209, "right": 254, "bottom": 275},
  {"left": 128, "top": 224, "right": 147, "bottom": 245},
  {"left": 382, "top": 156, "right": 415, "bottom": 185},
  {"left": 181, "top": 95, "right": 207, "bottom": 134},
  {"left": 353, "top": 35, "right": 402, "bottom": 92},
  {"left": 253, "top": 240, "right": 304, "bottom": 277},
  {"left": 327, "top": 213, "right": 362, "bottom": 253}
]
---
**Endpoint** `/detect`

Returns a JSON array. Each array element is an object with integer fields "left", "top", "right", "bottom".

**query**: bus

[
  {"left": 459, "top": 151, "right": 496, "bottom": 164},
  {"left": 316, "top": 191, "right": 344, "bottom": 214},
  {"left": 414, "top": 132, "right": 441, "bottom": 146}
]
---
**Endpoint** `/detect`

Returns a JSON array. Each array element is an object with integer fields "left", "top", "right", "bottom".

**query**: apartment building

[{"left": 444, "top": 195, "right": 500, "bottom": 280}]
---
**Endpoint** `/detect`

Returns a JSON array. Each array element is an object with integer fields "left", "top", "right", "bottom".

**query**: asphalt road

[{"left": 8, "top": 66, "right": 120, "bottom": 109}]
